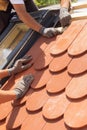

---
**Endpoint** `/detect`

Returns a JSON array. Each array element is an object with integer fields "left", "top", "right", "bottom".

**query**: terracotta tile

[
  {"left": 33, "top": 36, "right": 58, "bottom": 70},
  {"left": 27, "top": 37, "right": 48, "bottom": 62},
  {"left": 50, "top": 20, "right": 86, "bottom": 56},
  {"left": 34, "top": 53, "right": 53, "bottom": 70},
  {"left": 14, "top": 65, "right": 36, "bottom": 79},
  {"left": 0, "top": 121, "right": 7, "bottom": 130},
  {"left": 27, "top": 36, "right": 56, "bottom": 62},
  {"left": 42, "top": 118, "right": 70, "bottom": 130},
  {"left": 31, "top": 68, "right": 52, "bottom": 89},
  {"left": 26, "top": 88, "right": 49, "bottom": 112},
  {"left": 42, "top": 92, "right": 70, "bottom": 120},
  {"left": 66, "top": 73, "right": 87, "bottom": 99},
  {"left": 1, "top": 76, "right": 15, "bottom": 90},
  {"left": 44, "top": 36, "right": 59, "bottom": 54},
  {"left": 0, "top": 102, "right": 13, "bottom": 121},
  {"left": 1, "top": 19, "right": 87, "bottom": 130},
  {"left": 68, "top": 24, "right": 87, "bottom": 56},
  {"left": 6, "top": 105, "right": 28, "bottom": 130},
  {"left": 64, "top": 98, "right": 87, "bottom": 129},
  {"left": 21, "top": 111, "right": 46, "bottom": 130},
  {"left": 49, "top": 52, "right": 72, "bottom": 73},
  {"left": 46, "top": 70, "right": 72, "bottom": 94},
  {"left": 68, "top": 53, "right": 87, "bottom": 75}
]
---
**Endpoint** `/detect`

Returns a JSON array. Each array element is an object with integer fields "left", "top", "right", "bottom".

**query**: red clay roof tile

[
  {"left": 0, "top": 19, "right": 87, "bottom": 130},
  {"left": 68, "top": 24, "right": 87, "bottom": 56},
  {"left": 21, "top": 111, "right": 46, "bottom": 130},
  {"left": 64, "top": 98, "right": 87, "bottom": 128},
  {"left": 49, "top": 52, "right": 72, "bottom": 72},
  {"left": 46, "top": 69, "right": 72, "bottom": 94},
  {"left": 0, "top": 102, "right": 12, "bottom": 121},
  {"left": 6, "top": 105, "right": 28, "bottom": 129},
  {"left": 34, "top": 53, "right": 53, "bottom": 70},
  {"left": 31, "top": 68, "right": 52, "bottom": 89},
  {"left": 42, "top": 92, "right": 70, "bottom": 120},
  {"left": 50, "top": 20, "right": 86, "bottom": 56},
  {"left": 43, "top": 118, "right": 69, "bottom": 130},
  {"left": 66, "top": 73, "right": 87, "bottom": 99},
  {"left": 68, "top": 53, "right": 87, "bottom": 75},
  {"left": 26, "top": 88, "right": 49, "bottom": 111}
]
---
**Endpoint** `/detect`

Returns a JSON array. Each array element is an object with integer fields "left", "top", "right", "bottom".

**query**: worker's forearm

[
  {"left": 60, "top": 0, "right": 71, "bottom": 9},
  {"left": 0, "top": 69, "right": 9, "bottom": 79},
  {"left": 19, "top": 12, "right": 42, "bottom": 32}
]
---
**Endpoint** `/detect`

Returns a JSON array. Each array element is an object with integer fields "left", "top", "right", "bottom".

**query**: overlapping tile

[
  {"left": 66, "top": 73, "right": 87, "bottom": 99},
  {"left": 31, "top": 68, "right": 52, "bottom": 89},
  {"left": 42, "top": 118, "right": 70, "bottom": 130},
  {"left": 34, "top": 53, "right": 53, "bottom": 70},
  {"left": 50, "top": 20, "right": 87, "bottom": 56},
  {"left": 64, "top": 98, "right": 87, "bottom": 129},
  {"left": 46, "top": 69, "right": 72, "bottom": 94},
  {"left": 0, "top": 19, "right": 87, "bottom": 130},
  {"left": 49, "top": 52, "right": 72, "bottom": 72},
  {"left": 26, "top": 87, "right": 49, "bottom": 111},
  {"left": 21, "top": 111, "right": 46, "bottom": 130},
  {"left": 68, "top": 53, "right": 87, "bottom": 75},
  {"left": 42, "top": 92, "right": 70, "bottom": 120},
  {"left": 68, "top": 24, "right": 87, "bottom": 56},
  {"left": 6, "top": 105, "right": 28, "bottom": 129}
]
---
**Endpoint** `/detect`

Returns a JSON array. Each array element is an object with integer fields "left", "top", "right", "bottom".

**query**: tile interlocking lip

[
  {"left": 64, "top": 98, "right": 87, "bottom": 128},
  {"left": 50, "top": 20, "right": 87, "bottom": 56},
  {"left": 42, "top": 92, "right": 70, "bottom": 120},
  {"left": 46, "top": 69, "right": 72, "bottom": 94},
  {"left": 66, "top": 73, "right": 87, "bottom": 99},
  {"left": 68, "top": 53, "right": 87, "bottom": 75},
  {"left": 68, "top": 24, "right": 87, "bottom": 56}
]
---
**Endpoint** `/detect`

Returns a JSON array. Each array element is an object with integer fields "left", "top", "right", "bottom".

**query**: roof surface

[{"left": 0, "top": 19, "right": 87, "bottom": 130}]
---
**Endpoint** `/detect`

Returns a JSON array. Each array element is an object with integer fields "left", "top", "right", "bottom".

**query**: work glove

[
  {"left": 59, "top": 7, "right": 71, "bottom": 27},
  {"left": 8, "top": 55, "right": 33, "bottom": 75},
  {"left": 39, "top": 26, "right": 63, "bottom": 38}
]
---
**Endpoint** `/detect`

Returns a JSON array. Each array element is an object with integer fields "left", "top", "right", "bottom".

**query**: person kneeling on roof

[
  {"left": 0, "top": 56, "right": 34, "bottom": 104},
  {"left": 0, "top": 0, "right": 71, "bottom": 37}
]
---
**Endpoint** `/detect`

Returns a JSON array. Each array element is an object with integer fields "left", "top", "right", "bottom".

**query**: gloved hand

[
  {"left": 39, "top": 26, "right": 63, "bottom": 38},
  {"left": 8, "top": 55, "right": 33, "bottom": 75},
  {"left": 59, "top": 7, "right": 71, "bottom": 27}
]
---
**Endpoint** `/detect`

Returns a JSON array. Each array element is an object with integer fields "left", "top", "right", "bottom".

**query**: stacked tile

[{"left": 0, "top": 19, "right": 87, "bottom": 130}]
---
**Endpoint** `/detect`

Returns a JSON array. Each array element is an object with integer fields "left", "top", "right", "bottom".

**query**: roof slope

[{"left": 0, "top": 19, "right": 87, "bottom": 130}]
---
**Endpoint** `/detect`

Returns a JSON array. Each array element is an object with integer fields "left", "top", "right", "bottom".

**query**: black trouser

[
  {"left": 0, "top": 11, "right": 10, "bottom": 34},
  {"left": 24, "top": 0, "right": 38, "bottom": 12},
  {"left": 0, "top": 0, "right": 38, "bottom": 34}
]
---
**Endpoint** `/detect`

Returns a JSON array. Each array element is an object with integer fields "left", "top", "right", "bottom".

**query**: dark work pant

[
  {"left": 0, "top": 11, "right": 10, "bottom": 34},
  {"left": 0, "top": 0, "right": 38, "bottom": 34},
  {"left": 24, "top": 0, "right": 38, "bottom": 12}
]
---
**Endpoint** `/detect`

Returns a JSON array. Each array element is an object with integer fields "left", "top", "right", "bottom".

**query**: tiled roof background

[{"left": 0, "top": 19, "right": 87, "bottom": 130}]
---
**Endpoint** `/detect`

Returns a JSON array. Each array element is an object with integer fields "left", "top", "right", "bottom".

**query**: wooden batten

[
  {"left": 71, "top": 12, "right": 87, "bottom": 21},
  {"left": 72, "top": 2, "right": 87, "bottom": 10}
]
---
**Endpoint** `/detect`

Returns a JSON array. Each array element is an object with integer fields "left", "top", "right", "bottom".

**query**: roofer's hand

[
  {"left": 39, "top": 27, "right": 63, "bottom": 38},
  {"left": 59, "top": 7, "right": 71, "bottom": 27},
  {"left": 8, "top": 55, "right": 33, "bottom": 75}
]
